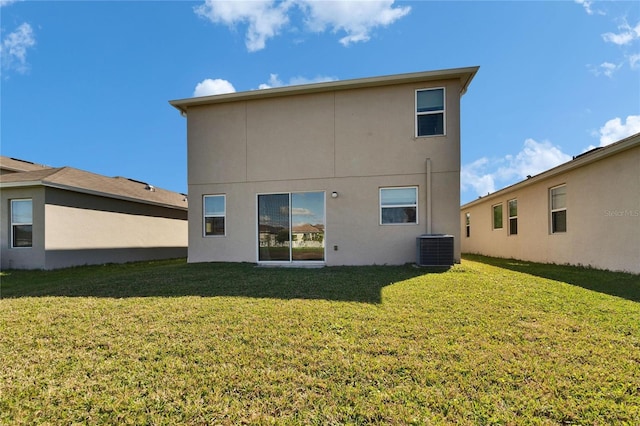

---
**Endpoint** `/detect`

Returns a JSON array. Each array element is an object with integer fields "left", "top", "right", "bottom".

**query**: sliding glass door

[
  {"left": 258, "top": 192, "right": 325, "bottom": 262},
  {"left": 258, "top": 193, "right": 290, "bottom": 261}
]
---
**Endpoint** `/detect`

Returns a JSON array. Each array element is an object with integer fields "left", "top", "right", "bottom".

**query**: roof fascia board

[
  {"left": 1, "top": 180, "right": 187, "bottom": 211},
  {"left": 45, "top": 182, "right": 188, "bottom": 211},
  {"left": 0, "top": 180, "right": 44, "bottom": 189},
  {"left": 461, "top": 133, "right": 640, "bottom": 209},
  {"left": 170, "top": 66, "right": 479, "bottom": 114}
]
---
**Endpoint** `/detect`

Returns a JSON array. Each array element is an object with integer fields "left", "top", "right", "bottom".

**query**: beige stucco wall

[
  {"left": 1, "top": 187, "right": 188, "bottom": 270},
  {"left": 461, "top": 143, "right": 640, "bottom": 274},
  {"left": 187, "top": 78, "right": 463, "bottom": 265}
]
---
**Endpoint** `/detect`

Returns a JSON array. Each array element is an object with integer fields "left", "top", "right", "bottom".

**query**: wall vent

[{"left": 416, "top": 234, "right": 454, "bottom": 267}]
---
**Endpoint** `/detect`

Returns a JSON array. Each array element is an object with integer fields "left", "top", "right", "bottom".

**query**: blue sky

[{"left": 2, "top": 0, "right": 638, "bottom": 204}]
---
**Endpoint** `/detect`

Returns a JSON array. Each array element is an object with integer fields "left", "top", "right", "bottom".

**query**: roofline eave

[
  {"left": 1, "top": 181, "right": 188, "bottom": 211},
  {"left": 169, "top": 66, "right": 480, "bottom": 114}
]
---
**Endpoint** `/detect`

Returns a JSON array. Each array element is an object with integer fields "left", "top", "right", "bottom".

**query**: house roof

[
  {"left": 461, "top": 132, "right": 640, "bottom": 209},
  {"left": 0, "top": 166, "right": 188, "bottom": 210},
  {"left": 169, "top": 66, "right": 479, "bottom": 115},
  {"left": 292, "top": 224, "right": 322, "bottom": 233},
  {"left": 0, "top": 156, "right": 53, "bottom": 173}
]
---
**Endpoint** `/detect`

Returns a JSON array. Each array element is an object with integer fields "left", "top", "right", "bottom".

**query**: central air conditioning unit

[{"left": 416, "top": 234, "right": 454, "bottom": 267}]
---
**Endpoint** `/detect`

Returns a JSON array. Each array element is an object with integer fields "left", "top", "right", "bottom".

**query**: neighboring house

[
  {"left": 170, "top": 67, "right": 479, "bottom": 266},
  {"left": 0, "top": 157, "right": 51, "bottom": 175},
  {"left": 460, "top": 132, "right": 640, "bottom": 274},
  {"left": 0, "top": 157, "right": 188, "bottom": 270}
]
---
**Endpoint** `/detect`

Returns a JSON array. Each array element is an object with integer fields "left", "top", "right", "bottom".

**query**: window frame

[
  {"left": 550, "top": 185, "right": 567, "bottom": 234},
  {"left": 257, "top": 191, "right": 326, "bottom": 264},
  {"left": 379, "top": 186, "right": 418, "bottom": 225},
  {"left": 508, "top": 199, "right": 518, "bottom": 236},
  {"left": 415, "top": 87, "right": 446, "bottom": 138},
  {"left": 203, "top": 194, "right": 226, "bottom": 237},
  {"left": 10, "top": 198, "right": 33, "bottom": 248},
  {"left": 465, "top": 212, "right": 471, "bottom": 238},
  {"left": 492, "top": 203, "right": 503, "bottom": 230}
]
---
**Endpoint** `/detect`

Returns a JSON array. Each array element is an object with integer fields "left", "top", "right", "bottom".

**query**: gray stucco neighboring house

[{"left": 1, "top": 157, "right": 188, "bottom": 270}]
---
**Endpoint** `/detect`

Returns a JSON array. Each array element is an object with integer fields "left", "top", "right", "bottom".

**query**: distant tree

[{"left": 276, "top": 229, "right": 289, "bottom": 245}]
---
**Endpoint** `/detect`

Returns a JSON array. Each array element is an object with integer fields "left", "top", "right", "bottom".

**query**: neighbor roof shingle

[
  {"left": 0, "top": 166, "right": 187, "bottom": 210},
  {"left": 0, "top": 156, "right": 53, "bottom": 173}
]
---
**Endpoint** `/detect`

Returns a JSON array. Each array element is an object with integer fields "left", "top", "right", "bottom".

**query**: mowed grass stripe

[{"left": 1, "top": 257, "right": 639, "bottom": 425}]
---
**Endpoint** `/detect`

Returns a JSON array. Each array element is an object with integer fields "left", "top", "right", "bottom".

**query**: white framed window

[
  {"left": 416, "top": 88, "right": 445, "bottom": 137},
  {"left": 492, "top": 203, "right": 503, "bottom": 230},
  {"left": 508, "top": 199, "right": 518, "bottom": 235},
  {"left": 550, "top": 185, "right": 566, "bottom": 233},
  {"left": 203, "top": 195, "right": 226, "bottom": 236},
  {"left": 11, "top": 199, "right": 33, "bottom": 248},
  {"left": 380, "top": 187, "right": 418, "bottom": 225},
  {"left": 465, "top": 212, "right": 471, "bottom": 238}
]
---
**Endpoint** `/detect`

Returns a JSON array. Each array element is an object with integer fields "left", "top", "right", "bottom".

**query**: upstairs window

[
  {"left": 204, "top": 195, "right": 226, "bottom": 236},
  {"left": 416, "top": 88, "right": 445, "bottom": 137},
  {"left": 380, "top": 187, "right": 418, "bottom": 225},
  {"left": 492, "top": 203, "right": 503, "bottom": 230},
  {"left": 508, "top": 199, "right": 518, "bottom": 235},
  {"left": 11, "top": 199, "right": 33, "bottom": 248},
  {"left": 550, "top": 185, "right": 567, "bottom": 233}
]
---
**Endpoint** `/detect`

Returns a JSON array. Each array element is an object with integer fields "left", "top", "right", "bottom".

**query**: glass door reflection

[
  {"left": 291, "top": 192, "right": 324, "bottom": 261},
  {"left": 258, "top": 192, "right": 325, "bottom": 262}
]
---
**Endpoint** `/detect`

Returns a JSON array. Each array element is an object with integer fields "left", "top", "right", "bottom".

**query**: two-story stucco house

[{"left": 170, "top": 67, "right": 479, "bottom": 266}]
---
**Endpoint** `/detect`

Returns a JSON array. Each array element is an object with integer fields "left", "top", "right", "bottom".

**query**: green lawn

[{"left": 1, "top": 256, "right": 639, "bottom": 425}]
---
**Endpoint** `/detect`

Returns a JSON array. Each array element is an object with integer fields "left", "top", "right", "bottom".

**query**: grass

[{"left": 1, "top": 256, "right": 639, "bottom": 425}]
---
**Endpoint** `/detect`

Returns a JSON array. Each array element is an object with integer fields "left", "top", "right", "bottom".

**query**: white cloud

[
  {"left": 598, "top": 115, "right": 640, "bottom": 146},
  {"left": 194, "top": 0, "right": 291, "bottom": 52},
  {"left": 498, "top": 139, "right": 572, "bottom": 181},
  {"left": 298, "top": 0, "right": 411, "bottom": 46},
  {"left": 258, "top": 73, "right": 284, "bottom": 89},
  {"left": 193, "top": 78, "right": 236, "bottom": 97},
  {"left": 602, "top": 21, "right": 640, "bottom": 46},
  {"left": 461, "top": 157, "right": 496, "bottom": 196},
  {"left": 291, "top": 207, "right": 313, "bottom": 216},
  {"left": 1, "top": 22, "right": 35, "bottom": 74},
  {"left": 194, "top": 0, "right": 410, "bottom": 52},
  {"left": 0, "top": 0, "right": 21, "bottom": 7},
  {"left": 589, "top": 61, "right": 622, "bottom": 78},
  {"left": 192, "top": 73, "right": 336, "bottom": 98},
  {"left": 575, "top": 0, "right": 604, "bottom": 15},
  {"left": 628, "top": 53, "right": 640, "bottom": 69},
  {"left": 462, "top": 139, "right": 572, "bottom": 198},
  {"left": 258, "top": 73, "right": 337, "bottom": 89}
]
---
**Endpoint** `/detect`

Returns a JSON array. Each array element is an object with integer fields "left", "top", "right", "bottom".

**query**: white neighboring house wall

[{"left": 461, "top": 133, "right": 640, "bottom": 274}]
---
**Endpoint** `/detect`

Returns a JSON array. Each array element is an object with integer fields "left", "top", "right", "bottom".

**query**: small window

[
  {"left": 492, "top": 204, "right": 503, "bottom": 230},
  {"left": 203, "top": 195, "right": 226, "bottom": 236},
  {"left": 380, "top": 187, "right": 418, "bottom": 225},
  {"left": 465, "top": 212, "right": 471, "bottom": 238},
  {"left": 508, "top": 199, "right": 518, "bottom": 235},
  {"left": 550, "top": 185, "right": 566, "bottom": 233},
  {"left": 11, "top": 199, "right": 33, "bottom": 248},
  {"left": 416, "top": 88, "right": 445, "bottom": 137}
]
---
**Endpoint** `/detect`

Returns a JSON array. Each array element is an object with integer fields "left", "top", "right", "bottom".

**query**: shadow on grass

[
  {"left": 465, "top": 254, "right": 640, "bottom": 303},
  {"left": 0, "top": 259, "right": 442, "bottom": 304}
]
